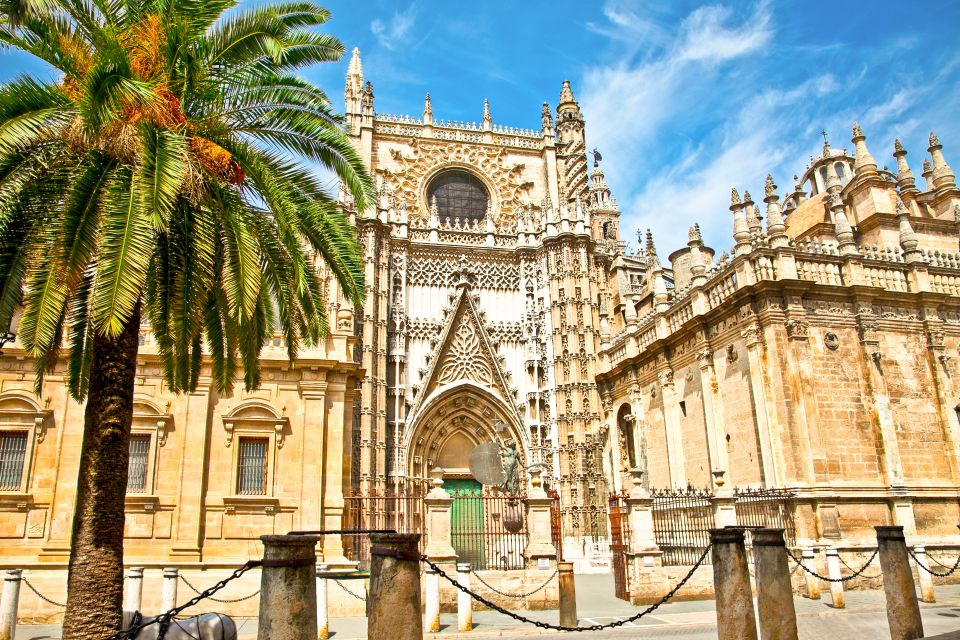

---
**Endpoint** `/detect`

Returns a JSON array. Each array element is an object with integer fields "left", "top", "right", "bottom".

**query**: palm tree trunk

[{"left": 62, "top": 304, "right": 141, "bottom": 640}]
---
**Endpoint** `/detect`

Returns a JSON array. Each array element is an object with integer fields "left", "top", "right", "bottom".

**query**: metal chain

[
  {"left": 333, "top": 579, "right": 367, "bottom": 601},
  {"left": 908, "top": 548, "right": 960, "bottom": 578},
  {"left": 179, "top": 574, "right": 260, "bottom": 603},
  {"left": 21, "top": 576, "right": 66, "bottom": 608},
  {"left": 421, "top": 545, "right": 712, "bottom": 633},
  {"left": 923, "top": 551, "right": 960, "bottom": 572},
  {"left": 785, "top": 548, "right": 880, "bottom": 583},
  {"left": 836, "top": 552, "right": 882, "bottom": 579},
  {"left": 471, "top": 569, "right": 558, "bottom": 599},
  {"left": 102, "top": 560, "right": 261, "bottom": 640}
]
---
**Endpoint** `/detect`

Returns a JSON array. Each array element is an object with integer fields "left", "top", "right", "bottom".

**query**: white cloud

[
  {"left": 371, "top": 4, "right": 417, "bottom": 51},
  {"left": 674, "top": 1, "right": 772, "bottom": 63}
]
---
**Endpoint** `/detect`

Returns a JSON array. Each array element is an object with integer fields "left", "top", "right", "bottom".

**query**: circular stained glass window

[{"left": 427, "top": 169, "right": 489, "bottom": 224}]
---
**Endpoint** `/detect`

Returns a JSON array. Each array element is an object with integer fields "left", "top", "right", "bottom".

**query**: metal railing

[
  {"left": 450, "top": 488, "right": 528, "bottom": 570},
  {"left": 734, "top": 487, "right": 796, "bottom": 545},
  {"left": 652, "top": 487, "right": 715, "bottom": 566},
  {"left": 343, "top": 492, "right": 425, "bottom": 568}
]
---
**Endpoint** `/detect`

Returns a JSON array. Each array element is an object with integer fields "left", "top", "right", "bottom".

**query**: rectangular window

[
  {"left": 0, "top": 431, "right": 28, "bottom": 491},
  {"left": 127, "top": 434, "right": 151, "bottom": 493},
  {"left": 237, "top": 437, "right": 268, "bottom": 495}
]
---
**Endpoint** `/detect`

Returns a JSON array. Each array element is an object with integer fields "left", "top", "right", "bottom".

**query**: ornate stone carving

[
  {"left": 785, "top": 319, "right": 809, "bottom": 340},
  {"left": 406, "top": 256, "right": 519, "bottom": 290},
  {"left": 824, "top": 332, "right": 840, "bottom": 351}
]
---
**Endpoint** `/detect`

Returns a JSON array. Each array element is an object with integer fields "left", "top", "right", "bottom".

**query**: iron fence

[
  {"left": 343, "top": 492, "right": 425, "bottom": 568},
  {"left": 734, "top": 486, "right": 797, "bottom": 545},
  {"left": 608, "top": 491, "right": 632, "bottom": 600},
  {"left": 651, "top": 487, "right": 715, "bottom": 566},
  {"left": 450, "top": 488, "right": 528, "bottom": 570}
]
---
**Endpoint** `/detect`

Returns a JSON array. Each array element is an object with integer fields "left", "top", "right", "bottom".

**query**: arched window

[
  {"left": 835, "top": 162, "right": 848, "bottom": 185},
  {"left": 427, "top": 169, "right": 489, "bottom": 224}
]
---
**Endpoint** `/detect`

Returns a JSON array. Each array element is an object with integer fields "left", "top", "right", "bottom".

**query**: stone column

[
  {"left": 171, "top": 378, "right": 212, "bottom": 560},
  {"left": 801, "top": 548, "right": 820, "bottom": 600},
  {"left": 457, "top": 563, "right": 473, "bottom": 632},
  {"left": 524, "top": 466, "right": 558, "bottom": 566},
  {"left": 124, "top": 567, "right": 144, "bottom": 613},
  {"left": 753, "top": 528, "right": 798, "bottom": 640},
  {"left": 258, "top": 534, "right": 320, "bottom": 640},
  {"left": 710, "top": 528, "right": 758, "bottom": 640},
  {"left": 659, "top": 370, "right": 686, "bottom": 488},
  {"left": 367, "top": 533, "right": 422, "bottom": 640},
  {"left": 697, "top": 347, "right": 730, "bottom": 477},
  {"left": 876, "top": 526, "right": 924, "bottom": 640},
  {"left": 742, "top": 320, "right": 780, "bottom": 484},
  {"left": 316, "top": 564, "right": 329, "bottom": 640},
  {"left": 0, "top": 569, "right": 21, "bottom": 640},
  {"left": 320, "top": 376, "right": 350, "bottom": 565},
  {"left": 161, "top": 568, "right": 178, "bottom": 613},
  {"left": 913, "top": 545, "right": 936, "bottom": 603},
  {"left": 298, "top": 379, "right": 327, "bottom": 537},
  {"left": 825, "top": 548, "right": 844, "bottom": 608}
]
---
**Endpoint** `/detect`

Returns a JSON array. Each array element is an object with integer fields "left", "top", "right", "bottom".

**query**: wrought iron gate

[{"left": 608, "top": 492, "right": 631, "bottom": 601}]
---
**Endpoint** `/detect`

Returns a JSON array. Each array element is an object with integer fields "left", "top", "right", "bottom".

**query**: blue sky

[{"left": 3, "top": 0, "right": 959, "bottom": 256}]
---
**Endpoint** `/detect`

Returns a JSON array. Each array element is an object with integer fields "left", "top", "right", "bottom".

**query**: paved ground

[{"left": 15, "top": 574, "right": 960, "bottom": 639}]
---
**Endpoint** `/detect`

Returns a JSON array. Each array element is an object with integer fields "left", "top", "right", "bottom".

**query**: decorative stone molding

[
  {"left": 785, "top": 319, "right": 809, "bottom": 340},
  {"left": 221, "top": 401, "right": 290, "bottom": 449}
]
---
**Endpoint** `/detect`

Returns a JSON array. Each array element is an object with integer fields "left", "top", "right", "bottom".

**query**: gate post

[
  {"left": 711, "top": 471, "right": 738, "bottom": 528},
  {"left": 753, "top": 528, "right": 798, "bottom": 640},
  {"left": 524, "top": 466, "right": 557, "bottom": 567},
  {"left": 124, "top": 567, "right": 144, "bottom": 613},
  {"left": 368, "top": 532, "right": 422, "bottom": 640},
  {"left": 424, "top": 468, "right": 456, "bottom": 560},
  {"left": 913, "top": 545, "right": 936, "bottom": 603},
  {"left": 876, "top": 526, "right": 924, "bottom": 640},
  {"left": 624, "top": 469, "right": 665, "bottom": 604},
  {"left": 710, "top": 528, "right": 758, "bottom": 640},
  {"left": 258, "top": 534, "right": 320, "bottom": 640},
  {"left": 825, "top": 548, "right": 844, "bottom": 608},
  {"left": 0, "top": 569, "right": 21, "bottom": 640}
]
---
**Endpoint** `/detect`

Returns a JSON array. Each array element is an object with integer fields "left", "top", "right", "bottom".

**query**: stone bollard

[
  {"left": 710, "top": 528, "right": 758, "bottom": 640},
  {"left": 558, "top": 561, "right": 577, "bottom": 628},
  {"left": 258, "top": 534, "right": 320, "bottom": 640},
  {"left": 913, "top": 545, "right": 936, "bottom": 603},
  {"left": 0, "top": 569, "right": 22, "bottom": 640},
  {"left": 124, "top": 567, "right": 144, "bottom": 613},
  {"left": 801, "top": 548, "right": 820, "bottom": 600},
  {"left": 825, "top": 548, "right": 844, "bottom": 609},
  {"left": 753, "top": 529, "right": 798, "bottom": 640},
  {"left": 316, "top": 564, "right": 329, "bottom": 640},
  {"left": 876, "top": 526, "right": 924, "bottom": 640},
  {"left": 161, "top": 568, "right": 178, "bottom": 613},
  {"left": 425, "top": 568, "right": 441, "bottom": 633},
  {"left": 367, "top": 533, "right": 422, "bottom": 640},
  {"left": 457, "top": 563, "right": 473, "bottom": 632}
]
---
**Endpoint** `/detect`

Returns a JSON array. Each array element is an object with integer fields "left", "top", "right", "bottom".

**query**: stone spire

[
  {"left": 743, "top": 190, "right": 763, "bottom": 236},
  {"left": 345, "top": 47, "right": 364, "bottom": 116},
  {"left": 688, "top": 224, "right": 708, "bottom": 287},
  {"left": 922, "top": 158, "right": 934, "bottom": 191},
  {"left": 896, "top": 196, "right": 922, "bottom": 263},
  {"left": 541, "top": 102, "right": 553, "bottom": 137},
  {"left": 892, "top": 138, "right": 917, "bottom": 194},
  {"left": 422, "top": 93, "right": 433, "bottom": 125},
  {"left": 928, "top": 131, "right": 956, "bottom": 191},
  {"left": 644, "top": 229, "right": 660, "bottom": 269},
  {"left": 829, "top": 193, "right": 858, "bottom": 256},
  {"left": 731, "top": 187, "right": 751, "bottom": 256},
  {"left": 851, "top": 121, "right": 878, "bottom": 176},
  {"left": 482, "top": 98, "right": 492, "bottom": 131},
  {"left": 559, "top": 80, "right": 577, "bottom": 109},
  {"left": 791, "top": 174, "right": 806, "bottom": 206},
  {"left": 764, "top": 174, "right": 788, "bottom": 247}
]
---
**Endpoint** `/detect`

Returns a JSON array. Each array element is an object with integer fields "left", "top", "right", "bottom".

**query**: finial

[
  {"left": 743, "top": 190, "right": 753, "bottom": 204},
  {"left": 852, "top": 121, "right": 863, "bottom": 139},
  {"left": 645, "top": 228, "right": 656, "bottom": 254},
  {"left": 559, "top": 80, "right": 576, "bottom": 105},
  {"left": 851, "top": 121, "right": 877, "bottom": 175},
  {"left": 423, "top": 92, "right": 433, "bottom": 120},
  {"left": 764, "top": 174, "right": 777, "bottom": 199},
  {"left": 894, "top": 138, "right": 904, "bottom": 153},
  {"left": 688, "top": 223, "right": 703, "bottom": 244},
  {"left": 730, "top": 187, "right": 741, "bottom": 206},
  {"left": 541, "top": 101, "right": 552, "bottom": 131},
  {"left": 923, "top": 158, "right": 933, "bottom": 173},
  {"left": 821, "top": 129, "right": 830, "bottom": 155},
  {"left": 482, "top": 98, "right": 491, "bottom": 123},
  {"left": 347, "top": 47, "right": 362, "bottom": 77},
  {"left": 930, "top": 132, "right": 941, "bottom": 148},
  {"left": 592, "top": 148, "right": 602, "bottom": 167}
]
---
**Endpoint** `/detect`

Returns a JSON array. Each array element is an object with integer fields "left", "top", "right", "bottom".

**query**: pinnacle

[
  {"left": 559, "top": 80, "right": 576, "bottom": 105},
  {"left": 730, "top": 187, "right": 741, "bottom": 206},
  {"left": 929, "top": 131, "right": 941, "bottom": 147},
  {"left": 894, "top": 138, "right": 904, "bottom": 153}
]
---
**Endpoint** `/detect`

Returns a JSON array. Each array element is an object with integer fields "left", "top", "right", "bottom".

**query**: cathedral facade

[{"left": 3, "top": 46, "right": 960, "bottom": 598}]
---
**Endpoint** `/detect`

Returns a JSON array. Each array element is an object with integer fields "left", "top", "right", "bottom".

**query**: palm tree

[{"left": 0, "top": 1, "right": 374, "bottom": 636}]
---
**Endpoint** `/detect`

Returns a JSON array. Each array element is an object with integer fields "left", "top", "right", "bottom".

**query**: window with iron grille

[
  {"left": 426, "top": 170, "right": 488, "bottom": 224},
  {"left": 237, "top": 437, "right": 268, "bottom": 495},
  {"left": 126, "top": 434, "right": 151, "bottom": 493},
  {"left": 0, "top": 431, "right": 28, "bottom": 491}
]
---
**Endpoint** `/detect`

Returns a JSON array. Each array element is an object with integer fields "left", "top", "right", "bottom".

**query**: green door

[{"left": 445, "top": 479, "right": 485, "bottom": 569}]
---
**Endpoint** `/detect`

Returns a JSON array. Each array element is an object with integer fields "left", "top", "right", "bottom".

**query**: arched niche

[{"left": 616, "top": 403, "right": 637, "bottom": 473}]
